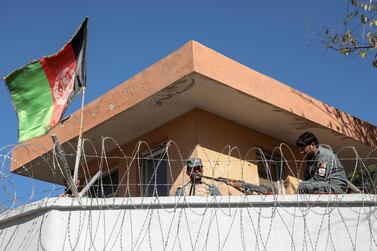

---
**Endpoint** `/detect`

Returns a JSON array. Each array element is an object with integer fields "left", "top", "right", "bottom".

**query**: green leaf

[
  {"left": 360, "top": 50, "right": 367, "bottom": 58},
  {"left": 369, "top": 36, "right": 376, "bottom": 46},
  {"left": 340, "top": 48, "right": 351, "bottom": 55}
]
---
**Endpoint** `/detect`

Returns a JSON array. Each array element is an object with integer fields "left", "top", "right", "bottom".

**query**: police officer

[
  {"left": 176, "top": 157, "right": 221, "bottom": 196},
  {"left": 296, "top": 132, "right": 348, "bottom": 194}
]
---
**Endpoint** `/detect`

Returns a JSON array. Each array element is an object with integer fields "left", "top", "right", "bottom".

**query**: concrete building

[
  {"left": 9, "top": 40, "right": 377, "bottom": 196},
  {"left": 1, "top": 41, "right": 377, "bottom": 250}
]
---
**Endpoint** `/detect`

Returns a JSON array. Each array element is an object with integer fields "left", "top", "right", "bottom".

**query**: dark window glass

[
  {"left": 256, "top": 152, "right": 281, "bottom": 181},
  {"left": 140, "top": 143, "right": 168, "bottom": 197}
]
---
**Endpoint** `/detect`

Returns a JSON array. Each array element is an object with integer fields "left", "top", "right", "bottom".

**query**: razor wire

[{"left": 0, "top": 138, "right": 376, "bottom": 250}]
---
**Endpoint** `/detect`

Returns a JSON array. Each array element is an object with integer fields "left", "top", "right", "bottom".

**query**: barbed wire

[{"left": 0, "top": 138, "right": 376, "bottom": 250}]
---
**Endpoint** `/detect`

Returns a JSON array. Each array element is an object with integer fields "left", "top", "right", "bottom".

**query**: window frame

[
  {"left": 139, "top": 142, "right": 169, "bottom": 197},
  {"left": 256, "top": 150, "right": 285, "bottom": 194}
]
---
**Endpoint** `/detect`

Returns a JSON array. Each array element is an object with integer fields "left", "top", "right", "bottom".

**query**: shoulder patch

[{"left": 318, "top": 168, "right": 326, "bottom": 176}]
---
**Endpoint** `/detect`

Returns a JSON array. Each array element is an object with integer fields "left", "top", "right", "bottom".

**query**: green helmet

[{"left": 187, "top": 157, "right": 203, "bottom": 169}]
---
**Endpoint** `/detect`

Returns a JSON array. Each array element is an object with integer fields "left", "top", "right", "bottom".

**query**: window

[
  {"left": 256, "top": 152, "right": 281, "bottom": 181},
  {"left": 140, "top": 142, "right": 169, "bottom": 197},
  {"left": 256, "top": 151, "right": 285, "bottom": 194}
]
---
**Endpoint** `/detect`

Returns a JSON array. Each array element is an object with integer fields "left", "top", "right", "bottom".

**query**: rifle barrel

[
  {"left": 202, "top": 175, "right": 267, "bottom": 195},
  {"left": 202, "top": 175, "right": 224, "bottom": 182}
]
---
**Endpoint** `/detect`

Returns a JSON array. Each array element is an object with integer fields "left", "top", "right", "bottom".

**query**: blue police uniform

[{"left": 298, "top": 145, "right": 348, "bottom": 194}]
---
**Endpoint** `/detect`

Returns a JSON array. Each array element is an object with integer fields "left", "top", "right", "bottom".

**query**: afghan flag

[{"left": 4, "top": 17, "right": 88, "bottom": 142}]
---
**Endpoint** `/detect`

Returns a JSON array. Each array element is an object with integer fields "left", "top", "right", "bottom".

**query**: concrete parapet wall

[{"left": 1, "top": 195, "right": 376, "bottom": 250}]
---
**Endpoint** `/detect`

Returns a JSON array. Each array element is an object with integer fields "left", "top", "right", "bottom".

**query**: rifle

[{"left": 202, "top": 175, "right": 268, "bottom": 195}]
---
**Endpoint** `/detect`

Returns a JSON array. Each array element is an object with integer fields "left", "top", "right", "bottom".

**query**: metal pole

[
  {"left": 51, "top": 134, "right": 79, "bottom": 197},
  {"left": 73, "top": 86, "right": 86, "bottom": 183},
  {"left": 78, "top": 170, "right": 102, "bottom": 197}
]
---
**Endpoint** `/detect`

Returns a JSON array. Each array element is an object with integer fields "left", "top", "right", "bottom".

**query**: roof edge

[{"left": 190, "top": 41, "right": 377, "bottom": 147}]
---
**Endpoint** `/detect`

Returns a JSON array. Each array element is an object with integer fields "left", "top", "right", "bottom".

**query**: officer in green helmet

[{"left": 176, "top": 157, "right": 221, "bottom": 196}]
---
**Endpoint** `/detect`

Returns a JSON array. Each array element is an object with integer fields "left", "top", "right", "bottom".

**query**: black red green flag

[{"left": 4, "top": 17, "right": 88, "bottom": 142}]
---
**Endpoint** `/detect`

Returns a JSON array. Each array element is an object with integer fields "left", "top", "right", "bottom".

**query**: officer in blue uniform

[{"left": 296, "top": 132, "right": 348, "bottom": 194}]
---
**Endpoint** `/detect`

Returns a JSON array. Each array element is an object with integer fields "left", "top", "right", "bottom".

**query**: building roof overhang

[{"left": 10, "top": 41, "right": 377, "bottom": 183}]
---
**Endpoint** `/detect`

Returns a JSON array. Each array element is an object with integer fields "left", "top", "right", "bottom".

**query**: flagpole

[{"left": 73, "top": 86, "right": 86, "bottom": 184}]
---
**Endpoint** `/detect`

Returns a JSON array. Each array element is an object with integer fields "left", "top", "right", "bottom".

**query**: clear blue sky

[{"left": 0, "top": 1, "right": 376, "bottom": 201}]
